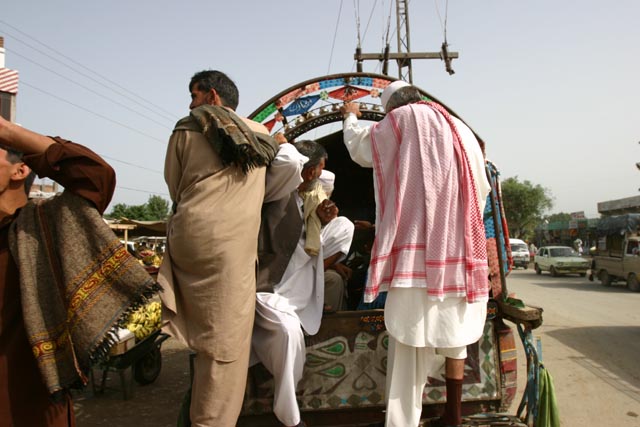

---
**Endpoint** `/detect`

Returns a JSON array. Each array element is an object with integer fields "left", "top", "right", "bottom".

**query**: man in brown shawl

[
  {"left": 0, "top": 116, "right": 158, "bottom": 426},
  {"left": 159, "top": 70, "right": 301, "bottom": 427}
]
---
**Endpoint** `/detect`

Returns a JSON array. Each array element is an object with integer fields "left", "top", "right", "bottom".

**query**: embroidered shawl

[
  {"left": 9, "top": 191, "right": 160, "bottom": 395},
  {"left": 366, "top": 101, "right": 488, "bottom": 303}
]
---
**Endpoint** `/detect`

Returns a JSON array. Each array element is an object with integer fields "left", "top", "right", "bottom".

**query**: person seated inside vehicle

[{"left": 315, "top": 169, "right": 355, "bottom": 313}]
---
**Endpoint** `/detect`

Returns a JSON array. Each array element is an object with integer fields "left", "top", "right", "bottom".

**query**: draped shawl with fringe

[
  {"left": 9, "top": 191, "right": 160, "bottom": 396},
  {"left": 366, "top": 101, "right": 489, "bottom": 303},
  {"left": 174, "top": 104, "right": 279, "bottom": 174}
]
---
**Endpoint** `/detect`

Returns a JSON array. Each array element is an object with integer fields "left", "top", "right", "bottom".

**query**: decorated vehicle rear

[{"left": 229, "top": 72, "right": 543, "bottom": 427}]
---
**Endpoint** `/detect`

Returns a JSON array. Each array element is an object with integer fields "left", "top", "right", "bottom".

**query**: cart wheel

[{"left": 134, "top": 346, "right": 162, "bottom": 385}]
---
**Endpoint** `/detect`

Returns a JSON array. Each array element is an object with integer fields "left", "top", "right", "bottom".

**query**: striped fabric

[
  {"left": 366, "top": 101, "right": 489, "bottom": 304},
  {"left": 0, "top": 68, "right": 19, "bottom": 94}
]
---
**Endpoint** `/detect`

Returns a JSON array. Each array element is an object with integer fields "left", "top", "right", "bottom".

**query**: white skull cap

[{"left": 380, "top": 80, "right": 411, "bottom": 110}]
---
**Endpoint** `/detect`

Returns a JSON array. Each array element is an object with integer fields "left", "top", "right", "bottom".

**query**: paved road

[{"left": 507, "top": 266, "right": 640, "bottom": 426}]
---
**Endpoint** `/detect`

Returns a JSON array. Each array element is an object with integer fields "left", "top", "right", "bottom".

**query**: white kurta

[{"left": 322, "top": 216, "right": 354, "bottom": 262}]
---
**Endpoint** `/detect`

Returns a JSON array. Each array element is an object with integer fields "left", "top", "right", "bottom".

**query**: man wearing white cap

[{"left": 340, "top": 81, "right": 490, "bottom": 427}]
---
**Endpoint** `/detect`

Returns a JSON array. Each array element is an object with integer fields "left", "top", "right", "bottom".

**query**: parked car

[
  {"left": 509, "top": 238, "right": 530, "bottom": 269},
  {"left": 534, "top": 246, "right": 590, "bottom": 277}
]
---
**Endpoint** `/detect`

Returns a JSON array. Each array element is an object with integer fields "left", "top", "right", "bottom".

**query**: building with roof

[{"left": 0, "top": 37, "right": 18, "bottom": 121}]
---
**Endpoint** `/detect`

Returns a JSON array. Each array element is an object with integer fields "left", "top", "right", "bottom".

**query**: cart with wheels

[{"left": 92, "top": 329, "right": 169, "bottom": 400}]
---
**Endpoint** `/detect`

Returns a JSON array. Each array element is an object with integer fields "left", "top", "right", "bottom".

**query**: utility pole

[{"left": 355, "top": 0, "right": 458, "bottom": 83}]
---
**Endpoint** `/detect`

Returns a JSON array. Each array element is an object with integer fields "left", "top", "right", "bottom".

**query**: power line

[
  {"left": 384, "top": 0, "right": 394, "bottom": 45},
  {"left": 20, "top": 80, "right": 166, "bottom": 144},
  {"left": 433, "top": 0, "right": 449, "bottom": 41},
  {"left": 354, "top": 0, "right": 362, "bottom": 48},
  {"left": 99, "top": 154, "right": 163, "bottom": 175},
  {"left": 0, "top": 24, "right": 177, "bottom": 122},
  {"left": 8, "top": 48, "right": 172, "bottom": 130},
  {"left": 116, "top": 185, "right": 169, "bottom": 197},
  {"left": 361, "top": 0, "right": 379, "bottom": 44},
  {"left": 327, "top": 0, "right": 344, "bottom": 75},
  {"left": 351, "top": 0, "right": 381, "bottom": 73}
]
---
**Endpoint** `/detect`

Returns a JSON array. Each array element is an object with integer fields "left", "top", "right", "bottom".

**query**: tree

[
  {"left": 107, "top": 203, "right": 132, "bottom": 220},
  {"left": 501, "top": 176, "right": 553, "bottom": 240},
  {"left": 105, "top": 195, "right": 170, "bottom": 221},
  {"left": 545, "top": 212, "right": 571, "bottom": 223},
  {"left": 146, "top": 195, "right": 169, "bottom": 220}
]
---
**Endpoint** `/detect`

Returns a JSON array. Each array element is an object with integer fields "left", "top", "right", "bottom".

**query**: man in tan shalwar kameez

[{"left": 158, "top": 70, "right": 304, "bottom": 427}]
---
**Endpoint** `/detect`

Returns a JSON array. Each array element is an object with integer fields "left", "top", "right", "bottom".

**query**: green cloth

[
  {"left": 536, "top": 364, "right": 560, "bottom": 427},
  {"left": 175, "top": 105, "right": 279, "bottom": 174}
]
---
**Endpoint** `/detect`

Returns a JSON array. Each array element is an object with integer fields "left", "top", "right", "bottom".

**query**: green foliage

[
  {"left": 501, "top": 176, "right": 553, "bottom": 240},
  {"left": 146, "top": 195, "right": 170, "bottom": 220},
  {"left": 545, "top": 212, "right": 572, "bottom": 223},
  {"left": 107, "top": 203, "right": 131, "bottom": 220},
  {"left": 105, "top": 195, "right": 169, "bottom": 221}
]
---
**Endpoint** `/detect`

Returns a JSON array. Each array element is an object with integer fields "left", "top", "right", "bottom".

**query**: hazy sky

[{"left": 2, "top": 1, "right": 638, "bottom": 217}]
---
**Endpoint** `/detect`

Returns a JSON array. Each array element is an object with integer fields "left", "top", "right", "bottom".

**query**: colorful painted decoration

[
  {"left": 276, "top": 88, "right": 304, "bottom": 108},
  {"left": 253, "top": 103, "right": 277, "bottom": 123},
  {"left": 263, "top": 119, "right": 276, "bottom": 133},
  {"left": 282, "top": 95, "right": 321, "bottom": 117},
  {"left": 328, "top": 85, "right": 370, "bottom": 102}
]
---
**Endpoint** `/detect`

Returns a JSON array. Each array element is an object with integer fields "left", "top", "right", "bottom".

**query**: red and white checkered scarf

[{"left": 366, "top": 101, "right": 488, "bottom": 303}]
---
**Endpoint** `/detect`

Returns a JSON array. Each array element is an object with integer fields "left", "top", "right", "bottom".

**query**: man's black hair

[
  {"left": 293, "top": 140, "right": 327, "bottom": 170},
  {"left": 0, "top": 145, "right": 36, "bottom": 195},
  {"left": 385, "top": 86, "right": 423, "bottom": 112},
  {"left": 189, "top": 70, "right": 239, "bottom": 110}
]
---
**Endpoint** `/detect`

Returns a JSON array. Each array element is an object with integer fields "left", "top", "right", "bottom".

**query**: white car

[{"left": 534, "top": 246, "right": 590, "bottom": 277}]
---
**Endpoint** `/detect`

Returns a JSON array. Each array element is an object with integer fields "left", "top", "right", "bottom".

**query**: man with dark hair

[
  {"left": 252, "top": 139, "right": 354, "bottom": 427},
  {"left": 340, "top": 81, "right": 491, "bottom": 427},
  {"left": 0, "top": 116, "right": 157, "bottom": 426},
  {"left": 0, "top": 145, "right": 36, "bottom": 194},
  {"left": 159, "top": 70, "right": 303, "bottom": 427},
  {"left": 189, "top": 70, "right": 239, "bottom": 111}
]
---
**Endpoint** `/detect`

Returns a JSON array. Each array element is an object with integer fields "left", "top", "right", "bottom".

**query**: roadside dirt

[{"left": 73, "top": 337, "right": 191, "bottom": 427}]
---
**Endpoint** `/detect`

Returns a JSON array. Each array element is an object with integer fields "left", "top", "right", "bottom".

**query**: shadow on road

[
  {"left": 545, "top": 325, "right": 640, "bottom": 395},
  {"left": 512, "top": 271, "right": 636, "bottom": 294}
]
